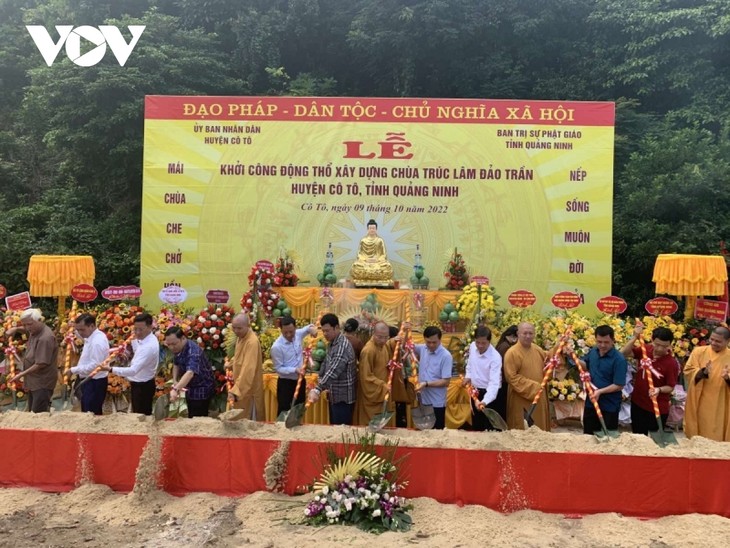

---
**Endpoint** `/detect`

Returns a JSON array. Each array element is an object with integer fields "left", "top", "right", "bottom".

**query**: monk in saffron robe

[
  {"left": 228, "top": 314, "right": 265, "bottom": 421},
  {"left": 354, "top": 322, "right": 395, "bottom": 425},
  {"left": 504, "top": 322, "right": 551, "bottom": 431},
  {"left": 684, "top": 326, "right": 730, "bottom": 441}
]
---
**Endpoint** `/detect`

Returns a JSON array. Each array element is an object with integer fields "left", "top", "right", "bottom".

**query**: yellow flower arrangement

[
  {"left": 548, "top": 378, "right": 582, "bottom": 401},
  {"left": 636, "top": 315, "right": 688, "bottom": 358},
  {"left": 456, "top": 282, "right": 498, "bottom": 323}
]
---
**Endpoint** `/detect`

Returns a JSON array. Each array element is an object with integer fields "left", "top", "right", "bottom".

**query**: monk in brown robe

[
  {"left": 503, "top": 322, "right": 551, "bottom": 431},
  {"left": 228, "top": 314, "right": 265, "bottom": 421},
  {"left": 684, "top": 326, "right": 730, "bottom": 441},
  {"left": 354, "top": 322, "right": 395, "bottom": 425}
]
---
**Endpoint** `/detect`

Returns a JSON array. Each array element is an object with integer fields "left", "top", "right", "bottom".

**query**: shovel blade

[
  {"left": 285, "top": 403, "right": 306, "bottom": 428},
  {"left": 368, "top": 411, "right": 393, "bottom": 432},
  {"left": 523, "top": 404, "right": 537, "bottom": 428},
  {"left": 153, "top": 394, "right": 170, "bottom": 421},
  {"left": 650, "top": 429, "right": 678, "bottom": 447},
  {"left": 411, "top": 404, "right": 435, "bottom": 430},
  {"left": 483, "top": 408, "right": 508, "bottom": 431}
]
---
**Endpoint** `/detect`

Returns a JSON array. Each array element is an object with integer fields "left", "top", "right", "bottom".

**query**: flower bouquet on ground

[{"left": 303, "top": 433, "right": 413, "bottom": 534}]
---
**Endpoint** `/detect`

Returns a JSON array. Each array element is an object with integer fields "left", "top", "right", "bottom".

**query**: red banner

[
  {"left": 145, "top": 96, "right": 616, "bottom": 126},
  {"left": 645, "top": 297, "right": 678, "bottom": 317},
  {"left": 694, "top": 298, "right": 728, "bottom": 322},
  {"left": 551, "top": 291, "right": 581, "bottom": 310},
  {"left": 508, "top": 290, "right": 537, "bottom": 308},
  {"left": 596, "top": 296, "right": 627, "bottom": 315}
]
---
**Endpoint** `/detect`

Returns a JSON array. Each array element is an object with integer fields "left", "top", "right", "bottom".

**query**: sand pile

[{"left": 1, "top": 410, "right": 729, "bottom": 459}]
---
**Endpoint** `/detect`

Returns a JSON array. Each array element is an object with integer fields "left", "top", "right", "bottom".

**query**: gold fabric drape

[
  {"left": 262, "top": 373, "right": 467, "bottom": 428},
  {"left": 27, "top": 255, "right": 95, "bottom": 296},
  {"left": 278, "top": 287, "right": 461, "bottom": 321},
  {"left": 652, "top": 254, "right": 727, "bottom": 296}
]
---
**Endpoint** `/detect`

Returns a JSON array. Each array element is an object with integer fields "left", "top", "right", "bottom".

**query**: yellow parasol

[
  {"left": 652, "top": 254, "right": 728, "bottom": 320},
  {"left": 26, "top": 255, "right": 95, "bottom": 317}
]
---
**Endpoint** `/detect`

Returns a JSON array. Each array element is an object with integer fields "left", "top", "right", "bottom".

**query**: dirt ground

[{"left": 1, "top": 411, "right": 730, "bottom": 547}]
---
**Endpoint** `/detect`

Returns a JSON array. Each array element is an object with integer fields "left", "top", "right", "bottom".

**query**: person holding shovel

[
  {"left": 354, "top": 322, "right": 395, "bottom": 426},
  {"left": 164, "top": 327, "right": 215, "bottom": 418},
  {"left": 504, "top": 322, "right": 550, "bottom": 431},
  {"left": 271, "top": 316, "right": 317, "bottom": 416},
  {"left": 104, "top": 313, "right": 159, "bottom": 416},
  {"left": 414, "top": 326, "right": 453, "bottom": 430},
  {"left": 307, "top": 314, "right": 357, "bottom": 425},
  {"left": 6, "top": 308, "right": 58, "bottom": 413},
  {"left": 228, "top": 314, "right": 265, "bottom": 421},
  {"left": 66, "top": 313, "right": 110, "bottom": 415},
  {"left": 620, "top": 325, "right": 679, "bottom": 436},
  {"left": 579, "top": 325, "right": 627, "bottom": 435},
  {"left": 462, "top": 326, "right": 502, "bottom": 431}
]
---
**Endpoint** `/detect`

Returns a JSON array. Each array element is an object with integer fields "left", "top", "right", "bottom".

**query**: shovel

[
  {"left": 464, "top": 380, "right": 509, "bottom": 431},
  {"left": 411, "top": 393, "right": 435, "bottom": 430},
  {"left": 285, "top": 400, "right": 310, "bottom": 428},
  {"left": 368, "top": 399, "right": 393, "bottom": 432},
  {"left": 153, "top": 393, "right": 170, "bottom": 421},
  {"left": 645, "top": 375, "right": 678, "bottom": 447},
  {"left": 482, "top": 407, "right": 508, "bottom": 431},
  {"left": 278, "top": 373, "right": 305, "bottom": 423},
  {"left": 635, "top": 333, "right": 677, "bottom": 447},
  {"left": 568, "top": 349, "right": 618, "bottom": 440}
]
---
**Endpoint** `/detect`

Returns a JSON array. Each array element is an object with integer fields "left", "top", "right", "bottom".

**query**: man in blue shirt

[
  {"left": 415, "top": 326, "right": 453, "bottom": 429},
  {"left": 164, "top": 326, "right": 216, "bottom": 418},
  {"left": 581, "top": 324, "right": 627, "bottom": 434},
  {"left": 270, "top": 316, "right": 317, "bottom": 415}
]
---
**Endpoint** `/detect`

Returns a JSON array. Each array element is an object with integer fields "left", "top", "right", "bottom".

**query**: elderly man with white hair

[{"left": 7, "top": 308, "right": 59, "bottom": 412}]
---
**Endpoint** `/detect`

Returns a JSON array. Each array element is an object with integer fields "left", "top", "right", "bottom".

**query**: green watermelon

[{"left": 438, "top": 310, "right": 449, "bottom": 322}]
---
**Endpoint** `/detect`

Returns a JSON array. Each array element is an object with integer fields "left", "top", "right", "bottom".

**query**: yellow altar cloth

[
  {"left": 262, "top": 373, "right": 471, "bottom": 428},
  {"left": 279, "top": 287, "right": 461, "bottom": 322}
]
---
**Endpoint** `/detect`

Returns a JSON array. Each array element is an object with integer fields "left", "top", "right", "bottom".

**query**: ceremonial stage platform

[{"left": 2, "top": 426, "right": 729, "bottom": 519}]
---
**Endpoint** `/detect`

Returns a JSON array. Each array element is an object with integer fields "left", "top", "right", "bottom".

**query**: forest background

[{"left": 1, "top": 0, "right": 729, "bottom": 315}]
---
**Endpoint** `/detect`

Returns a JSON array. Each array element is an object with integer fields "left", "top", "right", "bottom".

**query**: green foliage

[{"left": 1, "top": 0, "right": 729, "bottom": 310}]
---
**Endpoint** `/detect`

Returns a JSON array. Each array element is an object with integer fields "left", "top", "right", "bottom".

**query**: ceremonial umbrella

[
  {"left": 26, "top": 255, "right": 95, "bottom": 317},
  {"left": 652, "top": 254, "right": 727, "bottom": 320}
]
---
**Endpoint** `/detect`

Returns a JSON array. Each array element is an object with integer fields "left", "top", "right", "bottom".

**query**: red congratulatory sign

[
  {"left": 71, "top": 283, "right": 98, "bottom": 303},
  {"left": 508, "top": 290, "right": 537, "bottom": 308},
  {"left": 596, "top": 296, "right": 628, "bottom": 315},
  {"left": 551, "top": 291, "right": 581, "bottom": 310},
  {"left": 645, "top": 297, "right": 678, "bottom": 317},
  {"left": 694, "top": 298, "right": 728, "bottom": 322}
]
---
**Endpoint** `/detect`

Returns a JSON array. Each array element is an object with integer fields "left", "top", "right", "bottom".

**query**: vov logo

[{"left": 26, "top": 25, "right": 145, "bottom": 67}]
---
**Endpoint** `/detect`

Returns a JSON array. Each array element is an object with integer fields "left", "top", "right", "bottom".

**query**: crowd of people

[{"left": 4, "top": 308, "right": 730, "bottom": 442}]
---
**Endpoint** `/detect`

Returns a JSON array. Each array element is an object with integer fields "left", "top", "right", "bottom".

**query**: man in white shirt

[
  {"left": 103, "top": 313, "right": 159, "bottom": 416},
  {"left": 66, "top": 313, "right": 110, "bottom": 415},
  {"left": 462, "top": 326, "right": 502, "bottom": 431},
  {"left": 270, "top": 316, "right": 317, "bottom": 416}
]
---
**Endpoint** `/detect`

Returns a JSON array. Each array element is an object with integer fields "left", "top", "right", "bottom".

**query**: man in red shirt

[{"left": 620, "top": 325, "right": 679, "bottom": 435}]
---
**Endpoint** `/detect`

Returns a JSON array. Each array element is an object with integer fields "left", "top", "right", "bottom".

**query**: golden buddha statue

[{"left": 350, "top": 219, "right": 394, "bottom": 287}]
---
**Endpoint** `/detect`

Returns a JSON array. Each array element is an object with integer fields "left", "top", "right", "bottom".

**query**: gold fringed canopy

[
  {"left": 652, "top": 254, "right": 727, "bottom": 296},
  {"left": 27, "top": 255, "right": 95, "bottom": 297}
]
